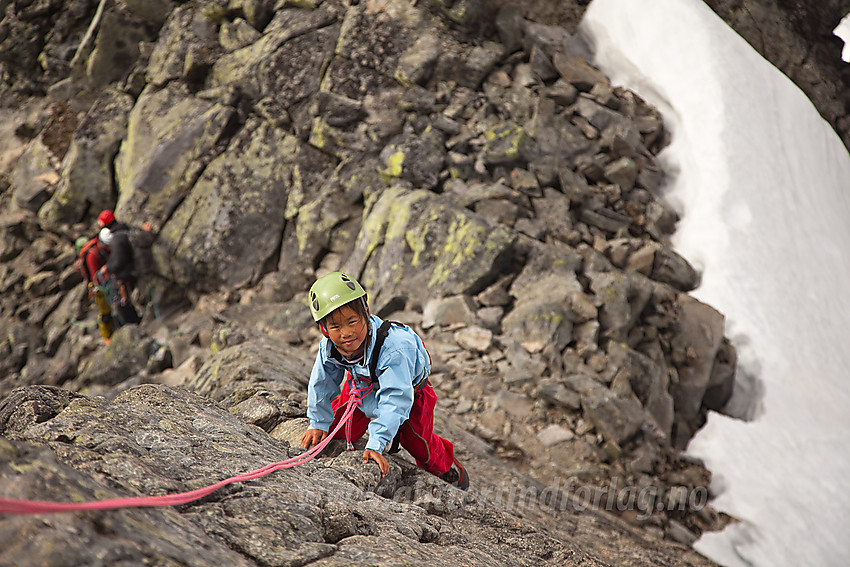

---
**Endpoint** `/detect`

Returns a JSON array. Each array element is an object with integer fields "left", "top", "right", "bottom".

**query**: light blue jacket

[{"left": 306, "top": 314, "right": 431, "bottom": 452}]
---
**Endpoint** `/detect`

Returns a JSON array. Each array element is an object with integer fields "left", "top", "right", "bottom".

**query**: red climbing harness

[{"left": 0, "top": 379, "right": 371, "bottom": 515}]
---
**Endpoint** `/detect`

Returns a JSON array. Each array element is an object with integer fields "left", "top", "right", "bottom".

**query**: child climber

[{"left": 301, "top": 271, "right": 469, "bottom": 490}]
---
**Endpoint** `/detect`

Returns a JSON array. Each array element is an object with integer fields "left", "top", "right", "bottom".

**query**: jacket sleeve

[
  {"left": 364, "top": 346, "right": 417, "bottom": 452},
  {"left": 306, "top": 343, "right": 344, "bottom": 432}
]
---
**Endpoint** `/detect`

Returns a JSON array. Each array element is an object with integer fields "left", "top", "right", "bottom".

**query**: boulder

[
  {"left": 39, "top": 89, "right": 134, "bottom": 229},
  {"left": 395, "top": 33, "right": 442, "bottom": 87},
  {"left": 187, "top": 338, "right": 312, "bottom": 403},
  {"left": 565, "top": 374, "right": 647, "bottom": 445},
  {"left": 73, "top": 325, "right": 155, "bottom": 391},
  {"left": 454, "top": 325, "right": 493, "bottom": 353},
  {"left": 538, "top": 379, "right": 582, "bottom": 411},
  {"left": 502, "top": 243, "right": 584, "bottom": 354},
  {"left": 669, "top": 295, "right": 726, "bottom": 425},
  {"left": 652, "top": 246, "right": 701, "bottom": 292},
  {"left": 10, "top": 138, "right": 59, "bottom": 213},
  {"left": 492, "top": 389, "right": 535, "bottom": 419},
  {"left": 156, "top": 118, "right": 293, "bottom": 290},
  {"left": 537, "top": 423, "right": 575, "bottom": 447},
  {"left": 607, "top": 341, "right": 674, "bottom": 439},
  {"left": 379, "top": 127, "right": 446, "bottom": 190},
  {"left": 521, "top": 20, "right": 591, "bottom": 61},
  {"left": 209, "top": 4, "right": 338, "bottom": 106},
  {"left": 702, "top": 337, "right": 737, "bottom": 412},
  {"left": 530, "top": 187, "right": 575, "bottom": 244},
  {"left": 146, "top": 4, "right": 219, "bottom": 86},
  {"left": 85, "top": 3, "right": 152, "bottom": 88},
  {"left": 0, "top": 383, "right": 658, "bottom": 566},
  {"left": 604, "top": 156, "right": 638, "bottom": 190},
  {"left": 422, "top": 295, "right": 478, "bottom": 329},
  {"left": 530, "top": 97, "right": 594, "bottom": 166},
  {"left": 114, "top": 83, "right": 235, "bottom": 228},
  {"left": 480, "top": 121, "right": 536, "bottom": 167},
  {"left": 587, "top": 269, "right": 654, "bottom": 343},
  {"left": 552, "top": 53, "right": 609, "bottom": 92},
  {"left": 347, "top": 187, "right": 516, "bottom": 313}
]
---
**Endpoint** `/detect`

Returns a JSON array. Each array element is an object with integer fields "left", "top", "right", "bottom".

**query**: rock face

[
  {"left": 0, "top": 381, "right": 716, "bottom": 567},
  {"left": 0, "top": 0, "right": 778, "bottom": 564}
]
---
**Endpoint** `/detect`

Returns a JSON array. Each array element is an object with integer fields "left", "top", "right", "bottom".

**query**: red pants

[{"left": 330, "top": 381, "right": 455, "bottom": 476}]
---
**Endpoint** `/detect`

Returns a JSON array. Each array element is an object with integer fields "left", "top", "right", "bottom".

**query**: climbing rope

[{"left": 0, "top": 376, "right": 369, "bottom": 515}]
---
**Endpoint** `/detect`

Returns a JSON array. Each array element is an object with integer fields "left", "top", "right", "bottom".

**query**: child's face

[{"left": 325, "top": 304, "right": 369, "bottom": 358}]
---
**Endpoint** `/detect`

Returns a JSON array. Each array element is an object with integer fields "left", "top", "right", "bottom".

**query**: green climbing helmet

[{"left": 308, "top": 271, "right": 367, "bottom": 322}]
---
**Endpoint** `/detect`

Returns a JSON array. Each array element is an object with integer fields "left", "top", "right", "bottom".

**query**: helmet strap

[{"left": 361, "top": 297, "right": 371, "bottom": 334}]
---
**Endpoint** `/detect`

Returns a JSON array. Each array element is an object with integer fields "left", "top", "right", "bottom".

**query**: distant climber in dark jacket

[
  {"left": 105, "top": 229, "right": 135, "bottom": 286},
  {"left": 96, "top": 227, "right": 140, "bottom": 326}
]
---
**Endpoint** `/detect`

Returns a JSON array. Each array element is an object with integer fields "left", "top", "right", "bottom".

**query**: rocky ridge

[{"left": 0, "top": 0, "right": 763, "bottom": 565}]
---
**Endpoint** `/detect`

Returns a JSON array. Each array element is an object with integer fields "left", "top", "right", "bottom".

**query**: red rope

[{"left": 0, "top": 379, "right": 366, "bottom": 515}]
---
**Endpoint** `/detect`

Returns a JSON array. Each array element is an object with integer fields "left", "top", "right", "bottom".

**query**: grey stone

[
  {"left": 346, "top": 187, "right": 516, "bottom": 313},
  {"left": 652, "top": 246, "right": 700, "bottom": 291},
  {"left": 538, "top": 380, "right": 581, "bottom": 411},
  {"left": 670, "top": 296, "right": 726, "bottom": 424},
  {"left": 588, "top": 269, "right": 653, "bottom": 342},
  {"left": 492, "top": 389, "right": 534, "bottom": 418},
  {"left": 580, "top": 207, "right": 632, "bottom": 233},
  {"left": 454, "top": 325, "right": 493, "bottom": 353},
  {"left": 537, "top": 423, "right": 575, "bottom": 447},
  {"left": 607, "top": 341, "right": 674, "bottom": 438},
  {"left": 73, "top": 325, "right": 155, "bottom": 389},
  {"left": 85, "top": 5, "right": 152, "bottom": 88},
  {"left": 543, "top": 79, "right": 579, "bottom": 106},
  {"left": 114, "top": 83, "right": 234, "bottom": 228},
  {"left": 604, "top": 156, "right": 638, "bottom": 190},
  {"left": 703, "top": 337, "right": 737, "bottom": 412},
  {"left": 627, "top": 242, "right": 658, "bottom": 276},
  {"left": 666, "top": 519, "right": 698, "bottom": 546},
  {"left": 522, "top": 20, "right": 590, "bottom": 61},
  {"left": 10, "top": 139, "right": 57, "bottom": 213},
  {"left": 552, "top": 53, "right": 609, "bottom": 91},
  {"left": 156, "top": 118, "right": 293, "bottom": 291},
  {"left": 379, "top": 128, "right": 446, "bottom": 190},
  {"left": 187, "top": 337, "right": 312, "bottom": 403},
  {"left": 39, "top": 89, "right": 134, "bottom": 229},
  {"left": 582, "top": 389, "right": 647, "bottom": 446},
  {"left": 395, "top": 33, "right": 442, "bottom": 87},
  {"left": 494, "top": 5, "right": 524, "bottom": 53},
  {"left": 147, "top": 5, "right": 217, "bottom": 86},
  {"left": 422, "top": 295, "right": 478, "bottom": 329},
  {"left": 219, "top": 18, "right": 262, "bottom": 52},
  {"left": 476, "top": 275, "right": 513, "bottom": 307}
]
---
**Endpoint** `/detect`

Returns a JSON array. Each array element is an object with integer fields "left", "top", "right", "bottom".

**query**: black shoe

[{"left": 439, "top": 458, "right": 469, "bottom": 490}]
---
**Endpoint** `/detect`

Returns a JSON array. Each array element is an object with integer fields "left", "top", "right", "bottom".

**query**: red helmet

[{"left": 97, "top": 210, "right": 115, "bottom": 228}]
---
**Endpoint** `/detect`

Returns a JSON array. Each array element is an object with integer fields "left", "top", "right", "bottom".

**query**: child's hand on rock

[
  {"left": 363, "top": 449, "right": 388, "bottom": 476},
  {"left": 300, "top": 428, "right": 328, "bottom": 449}
]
